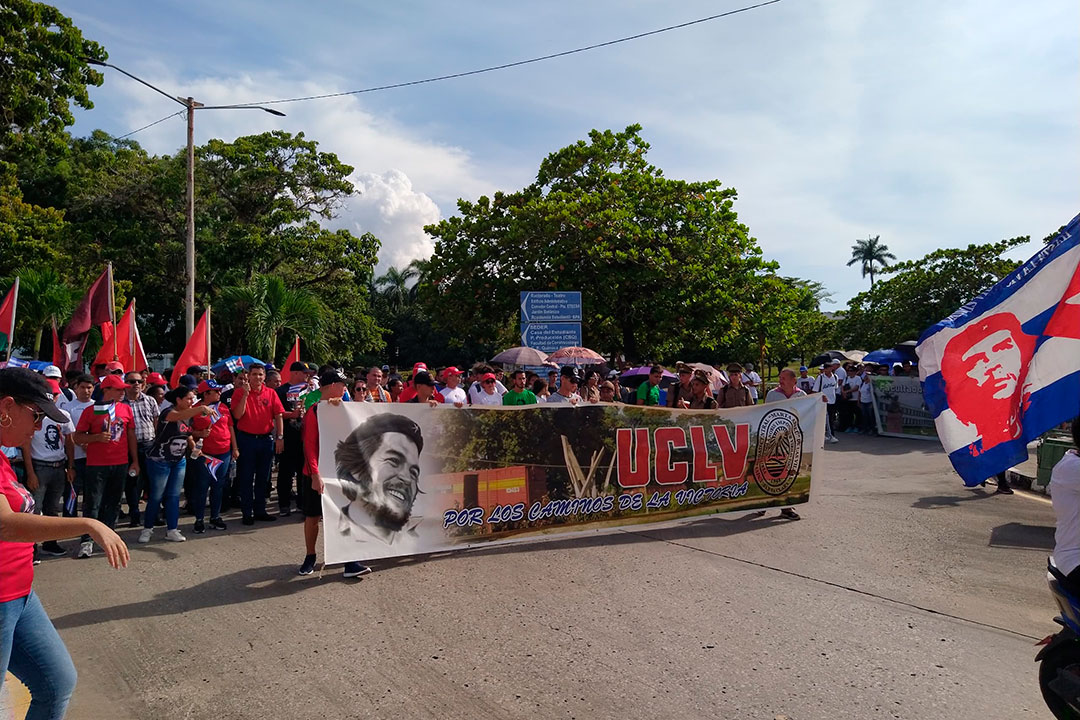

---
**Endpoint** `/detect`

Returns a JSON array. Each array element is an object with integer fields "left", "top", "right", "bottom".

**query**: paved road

[{"left": 26, "top": 435, "right": 1060, "bottom": 719}]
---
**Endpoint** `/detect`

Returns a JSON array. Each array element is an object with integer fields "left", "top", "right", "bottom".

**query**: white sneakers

[
  {"left": 138, "top": 528, "right": 186, "bottom": 543},
  {"left": 76, "top": 541, "right": 93, "bottom": 558},
  {"left": 827, "top": 436, "right": 839, "bottom": 444}
]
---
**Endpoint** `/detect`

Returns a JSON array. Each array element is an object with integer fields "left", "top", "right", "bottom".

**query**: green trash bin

[{"left": 1038, "top": 435, "right": 1074, "bottom": 490}]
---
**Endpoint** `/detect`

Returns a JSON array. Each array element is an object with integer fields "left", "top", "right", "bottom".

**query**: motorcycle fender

[{"left": 1037, "top": 631, "right": 1077, "bottom": 662}]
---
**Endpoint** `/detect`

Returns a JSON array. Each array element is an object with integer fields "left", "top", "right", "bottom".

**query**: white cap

[{"left": 42, "top": 365, "right": 62, "bottom": 379}]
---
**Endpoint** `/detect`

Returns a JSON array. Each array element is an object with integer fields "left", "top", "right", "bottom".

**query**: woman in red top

[
  {"left": 0, "top": 368, "right": 128, "bottom": 718},
  {"left": 190, "top": 380, "right": 238, "bottom": 533}
]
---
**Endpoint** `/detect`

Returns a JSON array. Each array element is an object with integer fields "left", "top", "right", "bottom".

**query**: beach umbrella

[
  {"left": 862, "top": 348, "right": 908, "bottom": 366},
  {"left": 547, "top": 346, "right": 605, "bottom": 364},
  {"left": 688, "top": 362, "right": 728, "bottom": 392},
  {"left": 210, "top": 354, "right": 266, "bottom": 374},
  {"left": 809, "top": 350, "right": 847, "bottom": 367},
  {"left": 490, "top": 346, "right": 549, "bottom": 366}
]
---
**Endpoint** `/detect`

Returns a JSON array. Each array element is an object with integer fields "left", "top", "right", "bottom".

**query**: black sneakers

[
  {"left": 209, "top": 517, "right": 227, "bottom": 530},
  {"left": 780, "top": 508, "right": 801, "bottom": 520},
  {"left": 253, "top": 513, "right": 277, "bottom": 522},
  {"left": 40, "top": 541, "right": 67, "bottom": 556},
  {"left": 193, "top": 520, "right": 205, "bottom": 534},
  {"left": 241, "top": 516, "right": 255, "bottom": 526},
  {"left": 343, "top": 562, "right": 372, "bottom": 578},
  {"left": 298, "top": 554, "right": 317, "bottom": 576}
]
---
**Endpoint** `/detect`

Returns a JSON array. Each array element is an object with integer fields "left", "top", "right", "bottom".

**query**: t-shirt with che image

[{"left": 146, "top": 409, "right": 193, "bottom": 464}]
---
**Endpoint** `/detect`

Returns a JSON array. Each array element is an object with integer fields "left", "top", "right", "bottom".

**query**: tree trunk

[
  {"left": 33, "top": 327, "right": 43, "bottom": 359},
  {"left": 620, "top": 319, "right": 638, "bottom": 364}
]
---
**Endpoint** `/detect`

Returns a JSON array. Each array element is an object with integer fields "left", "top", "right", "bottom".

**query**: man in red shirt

[
  {"left": 231, "top": 363, "right": 284, "bottom": 525},
  {"left": 72, "top": 374, "right": 139, "bottom": 558}
]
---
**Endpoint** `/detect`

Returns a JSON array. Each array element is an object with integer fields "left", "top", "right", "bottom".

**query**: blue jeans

[
  {"left": 194, "top": 452, "right": 232, "bottom": 521},
  {"left": 144, "top": 458, "right": 186, "bottom": 531},
  {"left": 0, "top": 591, "right": 77, "bottom": 720},
  {"left": 235, "top": 432, "right": 273, "bottom": 518}
]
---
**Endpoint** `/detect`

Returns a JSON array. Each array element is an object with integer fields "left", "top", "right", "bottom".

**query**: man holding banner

[{"left": 298, "top": 369, "right": 370, "bottom": 578}]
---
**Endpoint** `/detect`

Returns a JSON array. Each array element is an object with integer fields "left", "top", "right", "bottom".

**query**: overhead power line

[
  {"left": 116, "top": 110, "right": 184, "bottom": 139},
  {"left": 236, "top": 0, "right": 785, "bottom": 107}
]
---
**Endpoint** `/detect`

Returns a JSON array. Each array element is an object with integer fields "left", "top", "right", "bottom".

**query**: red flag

[
  {"left": 91, "top": 303, "right": 148, "bottom": 372},
  {"left": 62, "top": 268, "right": 112, "bottom": 371},
  {"left": 172, "top": 310, "right": 209, "bottom": 388},
  {"left": 0, "top": 278, "right": 18, "bottom": 358},
  {"left": 51, "top": 317, "right": 64, "bottom": 370},
  {"left": 284, "top": 335, "right": 300, "bottom": 371}
]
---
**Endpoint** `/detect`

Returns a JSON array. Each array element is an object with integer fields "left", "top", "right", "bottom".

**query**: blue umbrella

[
  {"left": 863, "top": 349, "right": 908, "bottom": 366},
  {"left": 211, "top": 354, "right": 266, "bottom": 374}
]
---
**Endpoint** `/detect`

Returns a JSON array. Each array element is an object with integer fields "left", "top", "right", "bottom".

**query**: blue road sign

[
  {"left": 520, "top": 322, "right": 582, "bottom": 353},
  {"left": 520, "top": 291, "right": 582, "bottom": 323}
]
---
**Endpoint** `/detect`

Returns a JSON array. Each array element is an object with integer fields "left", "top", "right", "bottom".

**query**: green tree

[
  {"left": 0, "top": 164, "right": 66, "bottom": 277},
  {"left": 842, "top": 237, "right": 1027, "bottom": 349},
  {"left": 422, "top": 125, "right": 771, "bottom": 361},
  {"left": 846, "top": 235, "right": 895, "bottom": 288},
  {"left": 7, "top": 267, "right": 77, "bottom": 357},
  {"left": 0, "top": 0, "right": 106, "bottom": 160},
  {"left": 221, "top": 274, "right": 327, "bottom": 363},
  {"left": 375, "top": 265, "right": 419, "bottom": 310}
]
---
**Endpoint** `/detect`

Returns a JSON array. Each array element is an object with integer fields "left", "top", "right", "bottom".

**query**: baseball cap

[
  {"left": 289, "top": 361, "right": 308, "bottom": 372},
  {"left": 600, "top": 380, "right": 615, "bottom": 391},
  {"left": 444, "top": 367, "right": 463, "bottom": 376},
  {"left": 99, "top": 374, "right": 127, "bottom": 390},
  {"left": 105, "top": 360, "right": 125, "bottom": 374},
  {"left": 381, "top": 364, "right": 390, "bottom": 371},
  {"left": 413, "top": 370, "right": 435, "bottom": 387},
  {"left": 831, "top": 359, "right": 842, "bottom": 366},
  {"left": 146, "top": 372, "right": 167, "bottom": 387},
  {"left": 799, "top": 366, "right": 808, "bottom": 372},
  {"left": 178, "top": 374, "right": 198, "bottom": 390},
  {"left": 42, "top": 365, "right": 62, "bottom": 379},
  {"left": 480, "top": 372, "right": 497, "bottom": 383},
  {"left": 197, "top": 379, "right": 222, "bottom": 394},
  {"left": 319, "top": 368, "right": 347, "bottom": 387},
  {"left": 46, "top": 378, "right": 62, "bottom": 395},
  {"left": 0, "top": 367, "right": 69, "bottom": 423},
  {"left": 560, "top": 366, "right": 581, "bottom": 382}
]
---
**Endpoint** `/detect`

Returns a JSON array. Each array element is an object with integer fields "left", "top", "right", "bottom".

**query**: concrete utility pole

[{"left": 85, "top": 60, "right": 285, "bottom": 337}]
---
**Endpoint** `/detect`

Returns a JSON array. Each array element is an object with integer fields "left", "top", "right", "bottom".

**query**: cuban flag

[
  {"left": 6, "top": 357, "right": 28, "bottom": 368},
  {"left": 225, "top": 356, "right": 244, "bottom": 373},
  {"left": 204, "top": 455, "right": 224, "bottom": 476},
  {"left": 206, "top": 402, "right": 221, "bottom": 424},
  {"left": 918, "top": 212, "right": 1080, "bottom": 486}
]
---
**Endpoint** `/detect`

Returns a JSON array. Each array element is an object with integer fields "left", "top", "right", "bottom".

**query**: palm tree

[
  {"left": 2, "top": 268, "right": 77, "bottom": 358},
  {"left": 221, "top": 274, "right": 327, "bottom": 362},
  {"left": 375, "top": 265, "right": 418, "bottom": 309},
  {"left": 847, "top": 235, "right": 896, "bottom": 288}
]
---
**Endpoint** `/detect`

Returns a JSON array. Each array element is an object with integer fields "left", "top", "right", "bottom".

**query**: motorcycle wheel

[{"left": 1041, "top": 647, "right": 1080, "bottom": 719}]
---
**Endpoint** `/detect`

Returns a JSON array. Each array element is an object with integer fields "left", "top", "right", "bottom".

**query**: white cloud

[{"left": 345, "top": 170, "right": 442, "bottom": 270}]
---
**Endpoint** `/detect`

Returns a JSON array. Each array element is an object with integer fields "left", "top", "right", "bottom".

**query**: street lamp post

[{"left": 85, "top": 59, "right": 285, "bottom": 337}]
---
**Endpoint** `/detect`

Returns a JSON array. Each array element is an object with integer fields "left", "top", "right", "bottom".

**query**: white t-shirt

[
  {"left": 59, "top": 397, "right": 94, "bottom": 460},
  {"left": 842, "top": 375, "right": 862, "bottom": 401},
  {"left": 764, "top": 387, "right": 806, "bottom": 403},
  {"left": 858, "top": 375, "right": 874, "bottom": 403},
  {"left": 742, "top": 371, "right": 762, "bottom": 402},
  {"left": 30, "top": 409, "right": 75, "bottom": 463},
  {"left": 796, "top": 376, "right": 815, "bottom": 394},
  {"left": 471, "top": 389, "right": 503, "bottom": 406},
  {"left": 813, "top": 373, "right": 839, "bottom": 404},
  {"left": 835, "top": 367, "right": 848, "bottom": 383},
  {"left": 544, "top": 391, "right": 580, "bottom": 404},
  {"left": 441, "top": 386, "right": 468, "bottom": 405},
  {"left": 468, "top": 380, "right": 506, "bottom": 405},
  {"left": 1052, "top": 450, "right": 1080, "bottom": 575}
]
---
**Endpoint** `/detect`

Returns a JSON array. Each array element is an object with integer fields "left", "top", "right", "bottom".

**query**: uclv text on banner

[{"left": 318, "top": 397, "right": 825, "bottom": 563}]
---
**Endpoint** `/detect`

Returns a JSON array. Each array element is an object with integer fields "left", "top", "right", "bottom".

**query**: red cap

[
  {"left": 47, "top": 379, "right": 61, "bottom": 395},
  {"left": 105, "top": 360, "right": 125, "bottom": 373},
  {"left": 146, "top": 372, "right": 167, "bottom": 387},
  {"left": 100, "top": 375, "right": 127, "bottom": 390},
  {"left": 444, "top": 367, "right": 463, "bottom": 376},
  {"left": 197, "top": 379, "right": 223, "bottom": 394},
  {"left": 480, "top": 372, "right": 497, "bottom": 382}
]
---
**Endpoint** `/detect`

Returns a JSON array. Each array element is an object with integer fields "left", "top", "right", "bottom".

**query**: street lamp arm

[
  {"left": 199, "top": 104, "right": 287, "bottom": 117},
  {"left": 84, "top": 58, "right": 186, "bottom": 108}
]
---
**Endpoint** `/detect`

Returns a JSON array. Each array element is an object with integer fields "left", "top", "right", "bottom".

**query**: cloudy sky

[{"left": 58, "top": 0, "right": 1078, "bottom": 304}]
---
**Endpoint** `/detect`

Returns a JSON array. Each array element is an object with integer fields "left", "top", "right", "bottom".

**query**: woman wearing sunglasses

[{"left": 0, "top": 367, "right": 129, "bottom": 718}]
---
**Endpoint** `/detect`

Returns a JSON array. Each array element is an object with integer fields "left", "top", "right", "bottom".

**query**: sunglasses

[
  {"left": 482, "top": 379, "right": 496, "bottom": 385},
  {"left": 19, "top": 403, "right": 46, "bottom": 424},
  {"left": 127, "top": 379, "right": 144, "bottom": 385}
]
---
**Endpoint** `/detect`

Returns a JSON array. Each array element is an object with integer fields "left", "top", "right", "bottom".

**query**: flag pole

[
  {"left": 107, "top": 262, "right": 118, "bottom": 360},
  {"left": 206, "top": 305, "right": 212, "bottom": 373},
  {"left": 5, "top": 276, "right": 18, "bottom": 362},
  {"left": 129, "top": 299, "right": 136, "bottom": 360}
]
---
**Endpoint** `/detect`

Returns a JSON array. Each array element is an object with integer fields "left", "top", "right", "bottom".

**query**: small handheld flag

[
  {"left": 64, "top": 482, "right": 76, "bottom": 515},
  {"left": 6, "top": 357, "right": 28, "bottom": 368},
  {"left": 204, "top": 455, "right": 224, "bottom": 476},
  {"left": 225, "top": 356, "right": 244, "bottom": 373}
]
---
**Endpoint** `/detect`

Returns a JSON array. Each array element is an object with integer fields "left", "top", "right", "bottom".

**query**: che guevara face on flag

[{"left": 940, "top": 312, "right": 1036, "bottom": 453}]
